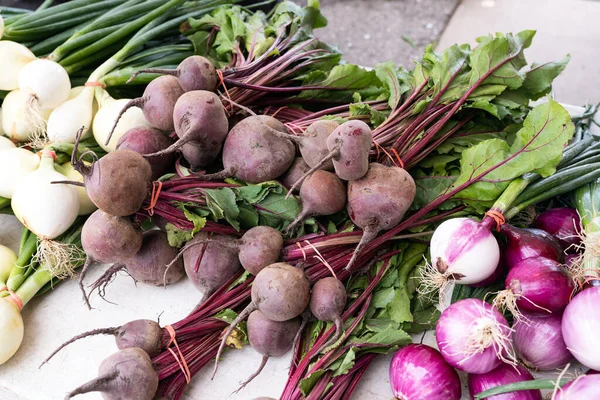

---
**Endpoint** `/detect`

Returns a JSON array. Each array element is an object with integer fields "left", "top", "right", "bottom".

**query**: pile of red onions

[{"left": 533, "top": 207, "right": 582, "bottom": 252}]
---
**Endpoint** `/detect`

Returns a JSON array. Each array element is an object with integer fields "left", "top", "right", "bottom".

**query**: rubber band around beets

[
  {"left": 216, "top": 70, "right": 233, "bottom": 111},
  {"left": 0, "top": 286, "right": 23, "bottom": 311},
  {"left": 390, "top": 148, "right": 404, "bottom": 169},
  {"left": 84, "top": 81, "right": 106, "bottom": 89},
  {"left": 485, "top": 210, "right": 506, "bottom": 232},
  {"left": 165, "top": 325, "right": 191, "bottom": 384},
  {"left": 144, "top": 181, "right": 163, "bottom": 216}
]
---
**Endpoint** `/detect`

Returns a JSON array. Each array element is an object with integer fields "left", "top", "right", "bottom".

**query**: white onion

[
  {"left": 1, "top": 89, "right": 52, "bottom": 142},
  {"left": 18, "top": 59, "right": 71, "bottom": 109},
  {"left": 0, "top": 41, "right": 36, "bottom": 91},
  {"left": 0, "top": 244, "right": 17, "bottom": 284},
  {"left": 46, "top": 86, "right": 95, "bottom": 143},
  {"left": 429, "top": 217, "right": 500, "bottom": 285},
  {"left": 0, "top": 148, "right": 40, "bottom": 198},
  {"left": 0, "top": 136, "right": 16, "bottom": 151},
  {"left": 11, "top": 151, "right": 80, "bottom": 239},
  {"left": 0, "top": 297, "right": 24, "bottom": 365},
  {"left": 93, "top": 96, "right": 151, "bottom": 152},
  {"left": 60, "top": 162, "right": 97, "bottom": 215}
]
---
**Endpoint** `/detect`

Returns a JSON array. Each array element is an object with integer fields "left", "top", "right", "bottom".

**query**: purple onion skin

[
  {"left": 554, "top": 375, "right": 600, "bottom": 399},
  {"left": 468, "top": 363, "right": 541, "bottom": 400},
  {"left": 436, "top": 299, "right": 510, "bottom": 374},
  {"left": 389, "top": 344, "right": 461, "bottom": 400},
  {"left": 506, "top": 257, "right": 574, "bottom": 314},
  {"left": 500, "top": 224, "right": 563, "bottom": 269},
  {"left": 532, "top": 208, "right": 581, "bottom": 251},
  {"left": 513, "top": 313, "right": 573, "bottom": 370}
]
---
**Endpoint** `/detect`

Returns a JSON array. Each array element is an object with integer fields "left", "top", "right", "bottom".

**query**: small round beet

[
  {"left": 117, "top": 126, "right": 175, "bottom": 180},
  {"left": 310, "top": 277, "right": 346, "bottom": 345},
  {"left": 126, "top": 230, "right": 185, "bottom": 286},
  {"left": 346, "top": 162, "right": 416, "bottom": 270},
  {"left": 128, "top": 56, "right": 217, "bottom": 92},
  {"left": 65, "top": 347, "right": 158, "bottom": 400},
  {"left": 280, "top": 157, "right": 311, "bottom": 193},
  {"left": 298, "top": 120, "right": 338, "bottom": 170},
  {"left": 238, "top": 226, "right": 283, "bottom": 276},
  {"left": 180, "top": 141, "right": 221, "bottom": 169},
  {"left": 286, "top": 170, "right": 346, "bottom": 233},
  {"left": 78, "top": 149, "right": 152, "bottom": 217},
  {"left": 183, "top": 232, "right": 242, "bottom": 304}
]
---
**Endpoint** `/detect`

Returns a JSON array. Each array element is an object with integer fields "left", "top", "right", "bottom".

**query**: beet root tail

[{"left": 64, "top": 370, "right": 119, "bottom": 399}]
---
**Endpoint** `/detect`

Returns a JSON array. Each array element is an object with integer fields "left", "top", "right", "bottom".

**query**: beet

[
  {"left": 286, "top": 170, "right": 347, "bottom": 234},
  {"left": 41, "top": 319, "right": 163, "bottom": 367},
  {"left": 202, "top": 115, "right": 295, "bottom": 183},
  {"left": 236, "top": 310, "right": 301, "bottom": 391},
  {"left": 79, "top": 209, "right": 143, "bottom": 308},
  {"left": 128, "top": 55, "right": 217, "bottom": 92},
  {"left": 237, "top": 226, "right": 283, "bottom": 276},
  {"left": 106, "top": 76, "right": 184, "bottom": 146},
  {"left": 294, "top": 120, "right": 339, "bottom": 169},
  {"left": 65, "top": 347, "right": 158, "bottom": 400},
  {"left": 346, "top": 162, "right": 416, "bottom": 270},
  {"left": 124, "top": 230, "right": 184, "bottom": 286},
  {"left": 286, "top": 120, "right": 372, "bottom": 193},
  {"left": 116, "top": 126, "right": 175, "bottom": 180},
  {"left": 280, "top": 157, "right": 311, "bottom": 193},
  {"left": 145, "top": 90, "right": 229, "bottom": 157},
  {"left": 310, "top": 277, "right": 347, "bottom": 348},
  {"left": 213, "top": 262, "right": 309, "bottom": 377},
  {"left": 88, "top": 230, "right": 184, "bottom": 301},
  {"left": 180, "top": 142, "right": 221, "bottom": 169},
  {"left": 70, "top": 145, "right": 152, "bottom": 217},
  {"left": 182, "top": 232, "right": 242, "bottom": 304}
]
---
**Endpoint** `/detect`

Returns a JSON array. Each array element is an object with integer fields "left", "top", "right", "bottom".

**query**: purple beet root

[
  {"left": 237, "top": 226, "right": 283, "bottom": 276},
  {"left": 346, "top": 162, "right": 416, "bottom": 270},
  {"left": 297, "top": 120, "right": 339, "bottom": 170},
  {"left": 235, "top": 310, "right": 301, "bottom": 391},
  {"left": 286, "top": 120, "right": 372, "bottom": 194},
  {"left": 310, "top": 277, "right": 347, "bottom": 349},
  {"left": 41, "top": 319, "right": 163, "bottom": 368},
  {"left": 180, "top": 141, "right": 221, "bottom": 169},
  {"left": 213, "top": 263, "right": 309, "bottom": 378},
  {"left": 128, "top": 55, "right": 217, "bottom": 92},
  {"left": 145, "top": 90, "right": 229, "bottom": 157},
  {"left": 203, "top": 115, "right": 296, "bottom": 183},
  {"left": 106, "top": 75, "right": 184, "bottom": 145},
  {"left": 182, "top": 232, "right": 242, "bottom": 304},
  {"left": 286, "top": 170, "right": 347, "bottom": 234},
  {"left": 280, "top": 158, "right": 311, "bottom": 193},
  {"left": 65, "top": 347, "right": 158, "bottom": 400},
  {"left": 79, "top": 209, "right": 143, "bottom": 308},
  {"left": 117, "top": 126, "right": 175, "bottom": 179}
]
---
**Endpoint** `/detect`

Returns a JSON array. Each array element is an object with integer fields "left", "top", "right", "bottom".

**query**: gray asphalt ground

[{"left": 306, "top": 0, "right": 458, "bottom": 68}]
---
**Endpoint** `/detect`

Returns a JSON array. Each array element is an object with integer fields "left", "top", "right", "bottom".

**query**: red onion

[
  {"left": 436, "top": 298, "right": 515, "bottom": 374},
  {"left": 562, "top": 286, "right": 600, "bottom": 370},
  {"left": 468, "top": 363, "right": 541, "bottom": 400},
  {"left": 429, "top": 217, "right": 500, "bottom": 285},
  {"left": 554, "top": 374, "right": 600, "bottom": 399},
  {"left": 500, "top": 224, "right": 563, "bottom": 269},
  {"left": 497, "top": 257, "right": 574, "bottom": 316},
  {"left": 532, "top": 207, "right": 581, "bottom": 251},
  {"left": 389, "top": 344, "right": 461, "bottom": 400},
  {"left": 513, "top": 313, "right": 573, "bottom": 370}
]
